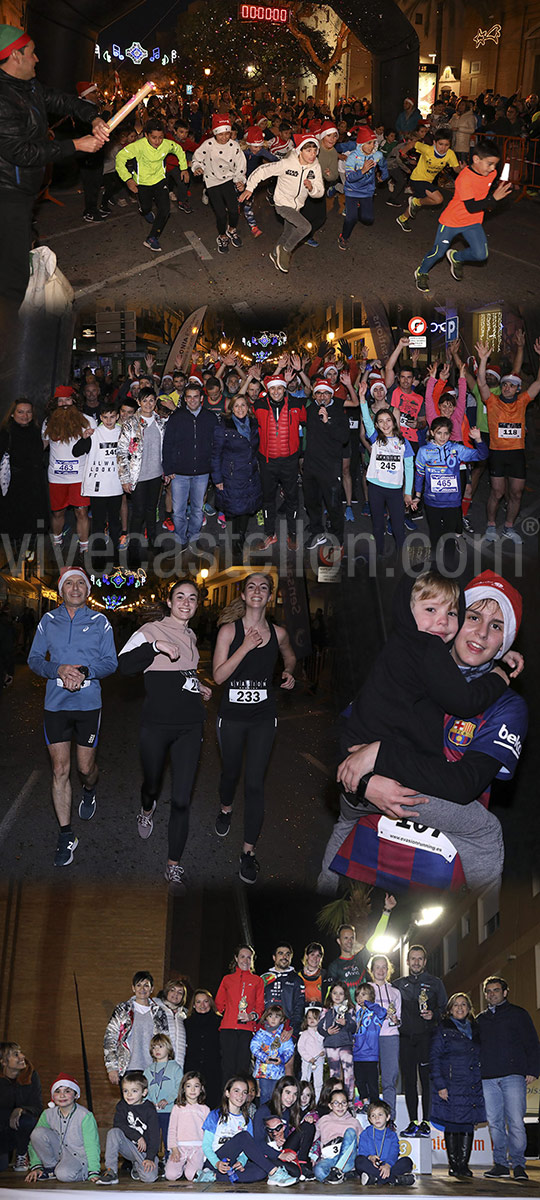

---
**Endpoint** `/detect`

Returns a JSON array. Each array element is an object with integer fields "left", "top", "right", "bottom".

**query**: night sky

[{"left": 102, "top": 0, "right": 192, "bottom": 44}]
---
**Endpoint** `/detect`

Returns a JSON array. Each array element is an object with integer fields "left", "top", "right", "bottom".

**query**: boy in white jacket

[
  {"left": 191, "top": 114, "right": 246, "bottom": 254},
  {"left": 240, "top": 133, "right": 324, "bottom": 274}
]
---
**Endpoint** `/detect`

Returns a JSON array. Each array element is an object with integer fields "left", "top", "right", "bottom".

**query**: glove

[{"left": 338, "top": 338, "right": 351, "bottom": 359}]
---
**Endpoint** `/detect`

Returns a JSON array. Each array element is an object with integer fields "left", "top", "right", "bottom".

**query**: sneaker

[
  {"left": 513, "top": 1166, "right": 528, "bottom": 1180},
  {"left": 345, "top": 505, "right": 354, "bottom": 522},
  {"left": 54, "top": 832, "right": 79, "bottom": 867},
  {"left": 327, "top": 1167, "right": 345, "bottom": 1184},
  {"left": 360, "top": 1173, "right": 371, "bottom": 1186},
  {"left": 502, "top": 526, "right": 523, "bottom": 544},
  {"left": 306, "top": 237, "right": 319, "bottom": 247},
  {"left": 215, "top": 809, "right": 232, "bottom": 837},
  {"left": 78, "top": 787, "right": 96, "bottom": 821},
  {"left": 286, "top": 535, "right": 298, "bottom": 551},
  {"left": 338, "top": 235, "right": 349, "bottom": 250},
  {"left": 137, "top": 801, "right": 156, "bottom": 839},
  {"left": 201, "top": 513, "right": 207, "bottom": 528},
  {"left": 204, "top": 502, "right": 216, "bottom": 516},
  {"left": 414, "top": 268, "right": 430, "bottom": 291},
  {"left": 408, "top": 196, "right": 418, "bottom": 218},
  {"left": 118, "top": 533, "right": 128, "bottom": 548},
  {"left": 462, "top": 514, "right": 474, "bottom": 533},
  {"left": 130, "top": 1167, "right": 139, "bottom": 1181},
  {"left": 162, "top": 517, "right": 175, "bottom": 532},
  {"left": 177, "top": 200, "right": 192, "bottom": 213},
  {"left": 251, "top": 224, "right": 263, "bottom": 237},
  {"left": 299, "top": 1165, "right": 314, "bottom": 1180},
  {"left": 98, "top": 206, "right": 110, "bottom": 219},
  {"left": 394, "top": 1174, "right": 415, "bottom": 1187},
  {"left": 239, "top": 850, "right": 260, "bottom": 884},
  {"left": 484, "top": 524, "right": 499, "bottom": 542},
  {"left": 404, "top": 516, "right": 416, "bottom": 532},
  {"left": 82, "top": 211, "right": 96, "bottom": 222},
  {"left": 226, "top": 228, "right": 242, "bottom": 248},
  {"left": 143, "top": 236, "right": 161, "bottom": 252},
  {"left": 446, "top": 248, "right": 464, "bottom": 281},
  {"left": 142, "top": 210, "right": 155, "bottom": 224},
  {"left": 417, "top": 1120, "right": 431, "bottom": 1137},
  {"left": 197, "top": 1168, "right": 216, "bottom": 1182},
  {"left": 217, "top": 512, "right": 226, "bottom": 529},
  {"left": 98, "top": 1170, "right": 119, "bottom": 1186},
  {"left": 256, "top": 534, "right": 278, "bottom": 550},
  {"left": 14, "top": 1154, "right": 30, "bottom": 1172},
  {"left": 484, "top": 1164, "right": 510, "bottom": 1178},
  {"left": 306, "top": 532, "right": 327, "bottom": 550},
  {"left": 201, "top": 190, "right": 209, "bottom": 205},
  {"left": 361, "top": 502, "right": 371, "bottom": 517},
  {"left": 269, "top": 245, "right": 289, "bottom": 273},
  {"left": 164, "top": 862, "right": 186, "bottom": 895},
  {"left": 386, "top": 199, "right": 402, "bottom": 207},
  {"left": 268, "top": 1167, "right": 297, "bottom": 1187},
  {"left": 216, "top": 235, "right": 229, "bottom": 253},
  {"left": 397, "top": 215, "right": 412, "bottom": 232},
  {"left": 400, "top": 1121, "right": 419, "bottom": 1137}
]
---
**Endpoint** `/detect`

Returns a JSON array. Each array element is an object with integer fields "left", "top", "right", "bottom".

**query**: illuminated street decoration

[
  {"left": 238, "top": 4, "right": 290, "bottom": 21},
  {"left": 125, "top": 40, "right": 149, "bottom": 65},
  {"left": 90, "top": 567, "right": 147, "bottom": 589},
  {"left": 473, "top": 24, "right": 502, "bottom": 48},
  {"left": 96, "top": 43, "right": 178, "bottom": 66}
]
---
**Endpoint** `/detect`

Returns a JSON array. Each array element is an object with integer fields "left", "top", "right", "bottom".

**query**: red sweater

[{"left": 215, "top": 968, "right": 264, "bottom": 1031}]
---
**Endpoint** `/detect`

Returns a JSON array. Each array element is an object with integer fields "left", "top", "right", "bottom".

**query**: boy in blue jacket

[
  {"left": 412, "top": 416, "right": 488, "bottom": 551},
  {"left": 338, "top": 126, "right": 388, "bottom": 251},
  {"left": 355, "top": 1100, "right": 415, "bottom": 1185},
  {"left": 353, "top": 984, "right": 386, "bottom": 1103}
]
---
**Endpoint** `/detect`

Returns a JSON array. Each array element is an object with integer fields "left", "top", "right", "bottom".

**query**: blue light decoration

[
  {"left": 96, "top": 43, "right": 177, "bottom": 67},
  {"left": 126, "top": 41, "right": 149, "bottom": 65},
  {"left": 241, "top": 330, "right": 288, "bottom": 362},
  {"left": 104, "top": 594, "right": 127, "bottom": 610},
  {"left": 89, "top": 568, "right": 147, "bottom": 610},
  {"left": 112, "top": 44, "right": 125, "bottom": 61}
]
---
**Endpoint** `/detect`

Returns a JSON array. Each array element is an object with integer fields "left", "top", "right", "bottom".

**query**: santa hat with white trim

[
  {"left": 500, "top": 374, "right": 521, "bottom": 387},
  {"left": 246, "top": 126, "right": 265, "bottom": 146},
  {"left": 312, "top": 378, "right": 334, "bottom": 398},
  {"left": 464, "top": 570, "right": 522, "bottom": 657},
  {"left": 293, "top": 132, "right": 319, "bottom": 154},
  {"left": 58, "top": 567, "right": 91, "bottom": 597},
  {"left": 264, "top": 374, "right": 287, "bottom": 391},
  {"left": 486, "top": 366, "right": 501, "bottom": 381},
  {"left": 323, "top": 364, "right": 339, "bottom": 378},
  {"left": 318, "top": 120, "right": 338, "bottom": 140},
  {"left": 77, "top": 81, "right": 98, "bottom": 99},
  {"left": 49, "top": 1076, "right": 81, "bottom": 1106},
  {"left": 212, "top": 113, "right": 232, "bottom": 135},
  {"left": 187, "top": 370, "right": 204, "bottom": 386},
  {"left": 370, "top": 378, "right": 387, "bottom": 395}
]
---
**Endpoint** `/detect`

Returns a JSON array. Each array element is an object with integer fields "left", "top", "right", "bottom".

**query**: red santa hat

[
  {"left": 307, "top": 118, "right": 322, "bottom": 135},
  {"left": 264, "top": 374, "right": 287, "bottom": 391},
  {"left": 370, "top": 377, "right": 387, "bottom": 395},
  {"left": 58, "top": 567, "right": 91, "bottom": 598},
  {"left": 77, "top": 81, "right": 98, "bottom": 99},
  {"left": 486, "top": 366, "right": 501, "bottom": 381},
  {"left": 54, "top": 385, "right": 75, "bottom": 398},
  {"left": 49, "top": 1076, "right": 81, "bottom": 1105},
  {"left": 464, "top": 571, "right": 522, "bottom": 658},
  {"left": 312, "top": 378, "right": 334, "bottom": 396},
  {"left": 355, "top": 125, "right": 376, "bottom": 146},
  {"left": 323, "top": 364, "right": 339, "bottom": 378},
  {"left": 246, "top": 126, "right": 265, "bottom": 146},
  {"left": 293, "top": 132, "right": 319, "bottom": 154},
  {"left": 187, "top": 370, "right": 204, "bottom": 386},
  {"left": 501, "top": 374, "right": 521, "bottom": 387},
  {"left": 212, "top": 113, "right": 232, "bottom": 135},
  {"left": 318, "top": 120, "right": 338, "bottom": 140}
]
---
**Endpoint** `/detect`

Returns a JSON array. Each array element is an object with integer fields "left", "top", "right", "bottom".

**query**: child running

[
  {"left": 240, "top": 133, "right": 324, "bottom": 274},
  {"left": 191, "top": 114, "right": 246, "bottom": 254},
  {"left": 338, "top": 125, "right": 388, "bottom": 250},
  {"left": 396, "top": 128, "right": 458, "bottom": 234},
  {"left": 413, "top": 139, "right": 513, "bottom": 291},
  {"left": 165, "top": 1072, "right": 210, "bottom": 1182},
  {"left": 115, "top": 119, "right": 188, "bottom": 253}
]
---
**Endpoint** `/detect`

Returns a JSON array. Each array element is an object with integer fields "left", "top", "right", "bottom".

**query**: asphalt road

[{"left": 35, "top": 179, "right": 540, "bottom": 311}]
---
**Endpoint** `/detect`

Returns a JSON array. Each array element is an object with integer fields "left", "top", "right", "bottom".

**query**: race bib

[
  {"left": 431, "top": 473, "right": 459, "bottom": 493},
  {"left": 399, "top": 412, "right": 414, "bottom": 428},
  {"left": 349, "top": 418, "right": 359, "bottom": 430},
  {"left": 321, "top": 1138, "right": 343, "bottom": 1159},
  {"left": 229, "top": 687, "right": 267, "bottom": 704},
  {"left": 57, "top": 676, "right": 90, "bottom": 688},
  {"left": 378, "top": 816, "right": 457, "bottom": 863},
  {"left": 498, "top": 422, "right": 521, "bottom": 440},
  {"left": 182, "top": 674, "right": 200, "bottom": 693},
  {"left": 375, "top": 451, "right": 400, "bottom": 474},
  {"left": 53, "top": 460, "right": 78, "bottom": 476}
]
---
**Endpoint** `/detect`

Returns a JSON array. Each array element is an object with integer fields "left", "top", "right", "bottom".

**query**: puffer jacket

[
  {"left": 116, "top": 409, "right": 168, "bottom": 490},
  {"left": 0, "top": 73, "right": 97, "bottom": 196},
  {"left": 248, "top": 149, "right": 324, "bottom": 211},
  {"left": 103, "top": 997, "right": 169, "bottom": 1077},
  {"left": 430, "top": 1017, "right": 486, "bottom": 1127},
  {"left": 210, "top": 416, "right": 262, "bottom": 515}
]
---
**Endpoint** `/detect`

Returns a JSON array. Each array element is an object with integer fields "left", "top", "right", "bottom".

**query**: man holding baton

[{"left": 0, "top": 25, "right": 109, "bottom": 312}]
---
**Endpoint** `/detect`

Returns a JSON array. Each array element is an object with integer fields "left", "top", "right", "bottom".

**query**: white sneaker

[
  {"left": 484, "top": 525, "right": 498, "bottom": 542},
  {"left": 137, "top": 802, "right": 156, "bottom": 839},
  {"left": 13, "top": 1155, "right": 29, "bottom": 1172},
  {"left": 268, "top": 1167, "right": 297, "bottom": 1186},
  {"left": 501, "top": 526, "right": 523, "bottom": 544},
  {"left": 164, "top": 862, "right": 186, "bottom": 895},
  {"left": 360, "top": 1173, "right": 370, "bottom": 1186}
]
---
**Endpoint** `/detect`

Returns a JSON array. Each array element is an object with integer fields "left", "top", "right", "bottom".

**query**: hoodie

[{"left": 247, "top": 149, "right": 324, "bottom": 211}]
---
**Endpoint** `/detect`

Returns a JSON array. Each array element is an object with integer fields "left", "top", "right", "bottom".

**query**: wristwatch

[{"left": 351, "top": 771, "right": 374, "bottom": 808}]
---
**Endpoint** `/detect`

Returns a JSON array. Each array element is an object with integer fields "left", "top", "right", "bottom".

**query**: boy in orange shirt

[
  {"left": 476, "top": 337, "right": 540, "bottom": 544},
  {"left": 414, "top": 139, "right": 512, "bottom": 292}
]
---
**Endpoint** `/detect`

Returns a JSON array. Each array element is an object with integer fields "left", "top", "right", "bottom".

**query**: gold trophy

[
  {"left": 418, "top": 987, "right": 429, "bottom": 1015},
  {"left": 238, "top": 993, "right": 248, "bottom": 1021}
]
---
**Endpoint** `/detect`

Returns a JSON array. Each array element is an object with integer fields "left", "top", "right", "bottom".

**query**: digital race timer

[{"left": 238, "top": 5, "right": 290, "bottom": 23}]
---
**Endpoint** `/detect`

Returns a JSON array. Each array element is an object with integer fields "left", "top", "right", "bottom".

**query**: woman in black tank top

[{"left": 212, "top": 572, "right": 296, "bottom": 885}]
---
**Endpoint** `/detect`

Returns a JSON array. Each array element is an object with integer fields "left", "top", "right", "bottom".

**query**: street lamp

[
  {"left": 415, "top": 905, "right": 444, "bottom": 926},
  {"left": 327, "top": 331, "right": 335, "bottom": 342},
  {"left": 370, "top": 934, "right": 401, "bottom": 955},
  {"left": 204, "top": 67, "right": 211, "bottom": 76},
  {"left": 200, "top": 568, "right": 209, "bottom": 580}
]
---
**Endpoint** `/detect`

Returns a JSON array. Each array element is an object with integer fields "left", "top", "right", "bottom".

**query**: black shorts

[
  {"left": 411, "top": 177, "right": 441, "bottom": 198},
  {"left": 44, "top": 708, "right": 101, "bottom": 748},
  {"left": 488, "top": 448, "right": 526, "bottom": 479}
]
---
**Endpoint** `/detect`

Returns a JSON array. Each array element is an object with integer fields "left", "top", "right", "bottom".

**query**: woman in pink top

[
  {"left": 215, "top": 944, "right": 264, "bottom": 1084},
  {"left": 367, "top": 955, "right": 402, "bottom": 1119},
  {"left": 425, "top": 361, "right": 467, "bottom": 442},
  {"left": 166, "top": 1072, "right": 210, "bottom": 1180}
]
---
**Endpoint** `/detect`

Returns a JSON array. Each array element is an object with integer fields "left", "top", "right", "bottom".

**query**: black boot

[
  {"left": 445, "top": 1131, "right": 460, "bottom": 1177},
  {"left": 457, "top": 1131, "right": 474, "bottom": 1178}
]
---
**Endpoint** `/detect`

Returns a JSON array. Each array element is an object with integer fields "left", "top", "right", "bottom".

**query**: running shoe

[
  {"left": 226, "top": 228, "right": 242, "bottom": 248},
  {"left": 345, "top": 505, "right": 354, "bottom": 522},
  {"left": 251, "top": 225, "right": 263, "bottom": 237},
  {"left": 417, "top": 1121, "right": 431, "bottom": 1137},
  {"left": 143, "top": 236, "right": 161, "bottom": 252},
  {"left": 361, "top": 502, "right": 371, "bottom": 517},
  {"left": 217, "top": 512, "right": 226, "bottom": 529},
  {"left": 513, "top": 1166, "right": 528, "bottom": 1180},
  {"left": 13, "top": 1155, "right": 30, "bottom": 1172},
  {"left": 337, "top": 235, "right": 348, "bottom": 250},
  {"left": 215, "top": 810, "right": 232, "bottom": 837},
  {"left": 204, "top": 502, "right": 216, "bottom": 516},
  {"left": 162, "top": 517, "right": 175, "bottom": 532},
  {"left": 267, "top": 1167, "right": 297, "bottom": 1187},
  {"left": 305, "top": 532, "right": 327, "bottom": 550},
  {"left": 79, "top": 788, "right": 96, "bottom": 821},
  {"left": 142, "top": 211, "right": 155, "bottom": 224},
  {"left": 400, "top": 1121, "right": 419, "bottom": 1138},
  {"left": 54, "top": 832, "right": 79, "bottom": 867},
  {"left": 164, "top": 862, "right": 186, "bottom": 895},
  {"left": 404, "top": 516, "right": 416, "bottom": 532},
  {"left": 397, "top": 215, "right": 412, "bottom": 232},
  {"left": 394, "top": 1174, "right": 416, "bottom": 1187},
  {"left": 502, "top": 526, "right": 522, "bottom": 544},
  {"left": 484, "top": 1165, "right": 510, "bottom": 1179},
  {"left": 97, "top": 1169, "right": 119, "bottom": 1186},
  {"left": 269, "top": 245, "right": 289, "bottom": 273},
  {"left": 483, "top": 525, "right": 499, "bottom": 542},
  {"left": 286, "top": 535, "right": 298, "bottom": 551},
  {"left": 201, "top": 190, "right": 209, "bottom": 205},
  {"left": 137, "top": 801, "right": 157, "bottom": 839},
  {"left": 177, "top": 200, "right": 192, "bottom": 213},
  {"left": 462, "top": 514, "right": 473, "bottom": 533},
  {"left": 255, "top": 534, "right": 277, "bottom": 549},
  {"left": 216, "top": 235, "right": 229, "bottom": 254},
  {"left": 414, "top": 268, "right": 430, "bottom": 292},
  {"left": 408, "top": 196, "right": 419, "bottom": 218},
  {"left": 327, "top": 1167, "right": 345, "bottom": 1184},
  {"left": 446, "top": 248, "right": 463, "bottom": 280},
  {"left": 239, "top": 851, "right": 260, "bottom": 884},
  {"left": 98, "top": 206, "right": 110, "bottom": 219},
  {"left": 118, "top": 533, "right": 128, "bottom": 548},
  {"left": 386, "top": 199, "right": 402, "bottom": 207},
  {"left": 306, "top": 237, "right": 319, "bottom": 247}
]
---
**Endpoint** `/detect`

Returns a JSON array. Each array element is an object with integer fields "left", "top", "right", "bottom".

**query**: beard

[{"left": 45, "top": 406, "right": 87, "bottom": 443}]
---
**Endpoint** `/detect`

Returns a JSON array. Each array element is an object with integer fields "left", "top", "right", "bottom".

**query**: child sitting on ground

[
  {"left": 26, "top": 1075, "right": 100, "bottom": 1184},
  {"left": 98, "top": 1070, "right": 160, "bottom": 1185},
  {"left": 355, "top": 1100, "right": 415, "bottom": 1186},
  {"left": 165, "top": 1071, "right": 210, "bottom": 1181},
  {"left": 314, "top": 1088, "right": 359, "bottom": 1184}
]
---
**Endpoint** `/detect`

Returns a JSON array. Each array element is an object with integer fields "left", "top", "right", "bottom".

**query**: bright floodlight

[
  {"left": 415, "top": 905, "right": 444, "bottom": 926},
  {"left": 370, "top": 935, "right": 399, "bottom": 954}
]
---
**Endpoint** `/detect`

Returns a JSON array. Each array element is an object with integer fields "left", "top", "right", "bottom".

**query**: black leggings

[
  {"left": 217, "top": 716, "right": 277, "bottom": 845},
  {"left": 130, "top": 476, "right": 162, "bottom": 542},
  {"left": 424, "top": 503, "right": 461, "bottom": 548},
  {"left": 354, "top": 1060, "right": 380, "bottom": 1102},
  {"left": 207, "top": 180, "right": 239, "bottom": 235},
  {"left": 400, "top": 1035, "right": 431, "bottom": 1123},
  {"left": 367, "top": 482, "right": 406, "bottom": 555},
  {"left": 140, "top": 722, "right": 203, "bottom": 860},
  {"left": 219, "top": 1028, "right": 253, "bottom": 1084},
  {"left": 138, "top": 180, "right": 170, "bottom": 238},
  {"left": 90, "top": 494, "right": 122, "bottom": 548}
]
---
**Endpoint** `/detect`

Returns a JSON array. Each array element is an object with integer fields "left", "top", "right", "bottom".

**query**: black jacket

[
  {"left": 261, "top": 967, "right": 305, "bottom": 1038},
  {"left": 304, "top": 400, "right": 349, "bottom": 474},
  {"left": 477, "top": 1000, "right": 540, "bottom": 1080},
  {"left": 0, "top": 72, "right": 97, "bottom": 197},
  {"left": 0, "top": 1063, "right": 42, "bottom": 1130},
  {"left": 162, "top": 405, "right": 217, "bottom": 477},
  {"left": 394, "top": 970, "right": 447, "bottom": 1041},
  {"left": 113, "top": 1098, "right": 160, "bottom": 1159}
]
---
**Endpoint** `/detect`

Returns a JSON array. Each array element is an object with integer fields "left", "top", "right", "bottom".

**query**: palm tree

[{"left": 317, "top": 882, "right": 374, "bottom": 943}]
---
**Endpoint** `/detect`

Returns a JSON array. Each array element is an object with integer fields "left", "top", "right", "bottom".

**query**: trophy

[
  {"left": 418, "top": 987, "right": 429, "bottom": 1015},
  {"left": 268, "top": 1034, "right": 281, "bottom": 1062},
  {"left": 238, "top": 993, "right": 248, "bottom": 1021}
]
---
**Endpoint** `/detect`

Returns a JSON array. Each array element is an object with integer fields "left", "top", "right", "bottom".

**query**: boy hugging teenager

[
  {"left": 191, "top": 114, "right": 246, "bottom": 254},
  {"left": 99, "top": 1070, "right": 160, "bottom": 1185}
]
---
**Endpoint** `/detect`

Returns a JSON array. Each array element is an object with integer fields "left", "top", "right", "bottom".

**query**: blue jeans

[
  {"left": 418, "top": 222, "right": 488, "bottom": 273},
  {"left": 171, "top": 473, "right": 209, "bottom": 544},
  {"left": 482, "top": 1075, "right": 527, "bottom": 1168},
  {"left": 314, "top": 1127, "right": 358, "bottom": 1181}
]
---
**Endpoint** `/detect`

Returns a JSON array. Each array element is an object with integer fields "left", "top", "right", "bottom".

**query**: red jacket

[
  {"left": 215, "top": 968, "right": 264, "bottom": 1031},
  {"left": 253, "top": 396, "right": 306, "bottom": 461}
]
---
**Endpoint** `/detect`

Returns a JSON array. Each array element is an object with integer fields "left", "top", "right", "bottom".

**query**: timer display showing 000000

[{"left": 238, "top": 5, "right": 290, "bottom": 22}]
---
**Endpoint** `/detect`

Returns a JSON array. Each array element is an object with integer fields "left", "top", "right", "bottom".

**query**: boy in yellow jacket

[{"left": 116, "top": 119, "right": 188, "bottom": 252}]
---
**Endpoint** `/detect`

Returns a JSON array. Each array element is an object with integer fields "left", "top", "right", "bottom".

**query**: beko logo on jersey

[{"left": 494, "top": 723, "right": 522, "bottom": 759}]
